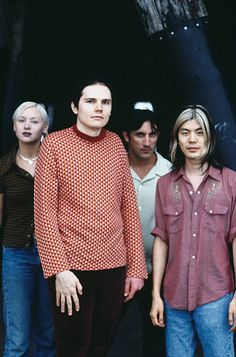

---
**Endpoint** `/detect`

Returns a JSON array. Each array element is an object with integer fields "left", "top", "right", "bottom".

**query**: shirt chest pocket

[
  {"left": 163, "top": 205, "right": 183, "bottom": 233},
  {"left": 203, "top": 203, "right": 228, "bottom": 233}
]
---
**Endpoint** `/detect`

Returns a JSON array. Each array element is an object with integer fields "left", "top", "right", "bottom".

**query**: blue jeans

[
  {"left": 2, "top": 246, "right": 55, "bottom": 357},
  {"left": 164, "top": 293, "right": 234, "bottom": 357}
]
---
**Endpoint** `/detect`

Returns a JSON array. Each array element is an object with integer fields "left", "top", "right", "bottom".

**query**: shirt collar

[
  {"left": 154, "top": 151, "right": 171, "bottom": 177},
  {"left": 72, "top": 124, "right": 107, "bottom": 142},
  {"left": 131, "top": 151, "right": 170, "bottom": 182},
  {"left": 172, "top": 165, "right": 222, "bottom": 182},
  {"left": 206, "top": 166, "right": 222, "bottom": 181}
]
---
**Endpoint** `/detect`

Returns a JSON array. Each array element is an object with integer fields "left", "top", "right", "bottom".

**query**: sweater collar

[{"left": 72, "top": 124, "right": 107, "bottom": 142}]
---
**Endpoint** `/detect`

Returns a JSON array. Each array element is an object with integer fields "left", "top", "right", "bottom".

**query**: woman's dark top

[{"left": 0, "top": 148, "right": 35, "bottom": 247}]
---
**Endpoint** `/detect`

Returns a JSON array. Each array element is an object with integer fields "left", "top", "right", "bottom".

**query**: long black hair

[{"left": 170, "top": 104, "right": 222, "bottom": 171}]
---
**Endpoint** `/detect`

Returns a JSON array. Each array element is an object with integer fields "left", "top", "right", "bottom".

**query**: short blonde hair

[{"left": 12, "top": 101, "right": 49, "bottom": 124}]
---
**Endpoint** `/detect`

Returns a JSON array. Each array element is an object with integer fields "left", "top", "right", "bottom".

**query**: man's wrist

[{"left": 56, "top": 270, "right": 70, "bottom": 278}]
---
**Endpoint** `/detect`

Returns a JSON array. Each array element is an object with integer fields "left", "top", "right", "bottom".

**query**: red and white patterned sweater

[{"left": 34, "top": 125, "right": 147, "bottom": 279}]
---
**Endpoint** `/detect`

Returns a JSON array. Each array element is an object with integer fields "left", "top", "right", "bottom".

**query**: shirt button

[
  {"left": 194, "top": 212, "right": 198, "bottom": 215},
  {"left": 193, "top": 233, "right": 196, "bottom": 237},
  {"left": 25, "top": 243, "right": 30, "bottom": 247},
  {"left": 192, "top": 255, "right": 196, "bottom": 259},
  {"left": 197, "top": 191, "right": 201, "bottom": 194},
  {"left": 175, "top": 212, "right": 178, "bottom": 215},
  {"left": 139, "top": 206, "right": 142, "bottom": 210},
  {"left": 189, "top": 191, "right": 193, "bottom": 195},
  {"left": 27, "top": 234, "right": 31, "bottom": 238},
  {"left": 209, "top": 210, "right": 213, "bottom": 214}
]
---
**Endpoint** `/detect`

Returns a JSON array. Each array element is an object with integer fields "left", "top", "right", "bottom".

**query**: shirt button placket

[{"left": 189, "top": 190, "right": 201, "bottom": 309}]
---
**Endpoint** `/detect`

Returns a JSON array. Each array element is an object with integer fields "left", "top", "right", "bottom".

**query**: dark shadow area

[{"left": 0, "top": 1, "right": 236, "bottom": 355}]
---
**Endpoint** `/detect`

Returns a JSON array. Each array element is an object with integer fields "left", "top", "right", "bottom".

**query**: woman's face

[{"left": 13, "top": 107, "right": 48, "bottom": 144}]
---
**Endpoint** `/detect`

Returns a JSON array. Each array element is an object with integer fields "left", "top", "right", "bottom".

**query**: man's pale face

[
  {"left": 71, "top": 84, "right": 112, "bottom": 136},
  {"left": 178, "top": 119, "right": 206, "bottom": 162},
  {"left": 124, "top": 121, "right": 159, "bottom": 160}
]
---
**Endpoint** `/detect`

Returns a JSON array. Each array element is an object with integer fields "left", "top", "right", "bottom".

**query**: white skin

[
  {"left": 56, "top": 84, "right": 144, "bottom": 315},
  {"left": 150, "top": 118, "right": 236, "bottom": 331},
  {"left": 0, "top": 105, "right": 48, "bottom": 262},
  {"left": 123, "top": 121, "right": 159, "bottom": 180},
  {"left": 71, "top": 83, "right": 112, "bottom": 137},
  {"left": 14, "top": 106, "right": 48, "bottom": 176}
]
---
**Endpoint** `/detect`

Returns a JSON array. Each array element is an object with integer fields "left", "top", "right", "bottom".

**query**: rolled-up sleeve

[{"left": 151, "top": 179, "right": 169, "bottom": 243}]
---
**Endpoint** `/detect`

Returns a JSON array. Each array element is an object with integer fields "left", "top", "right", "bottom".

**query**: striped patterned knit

[
  {"left": 0, "top": 149, "right": 35, "bottom": 247},
  {"left": 34, "top": 125, "right": 147, "bottom": 279}
]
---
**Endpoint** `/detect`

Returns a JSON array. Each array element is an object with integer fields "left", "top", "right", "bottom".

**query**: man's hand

[
  {"left": 124, "top": 277, "right": 144, "bottom": 302},
  {"left": 150, "top": 296, "right": 165, "bottom": 327},
  {"left": 55, "top": 270, "right": 83, "bottom": 316},
  {"left": 229, "top": 294, "right": 236, "bottom": 332}
]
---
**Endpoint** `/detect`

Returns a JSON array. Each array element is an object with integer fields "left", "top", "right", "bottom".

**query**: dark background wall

[
  {"left": 0, "top": 0, "right": 236, "bottom": 162},
  {"left": 0, "top": 1, "right": 236, "bottom": 355}
]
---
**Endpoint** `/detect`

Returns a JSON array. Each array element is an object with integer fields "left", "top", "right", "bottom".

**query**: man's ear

[
  {"left": 71, "top": 101, "right": 78, "bottom": 115},
  {"left": 122, "top": 131, "right": 129, "bottom": 143}
]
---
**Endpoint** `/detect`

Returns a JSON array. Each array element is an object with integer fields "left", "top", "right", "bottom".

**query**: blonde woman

[{"left": 0, "top": 102, "right": 55, "bottom": 356}]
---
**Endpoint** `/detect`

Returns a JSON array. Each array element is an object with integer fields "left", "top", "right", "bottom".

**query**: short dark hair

[
  {"left": 123, "top": 109, "right": 159, "bottom": 134},
  {"left": 71, "top": 75, "right": 112, "bottom": 107}
]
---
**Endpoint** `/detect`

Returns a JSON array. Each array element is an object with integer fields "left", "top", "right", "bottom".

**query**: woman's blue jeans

[
  {"left": 164, "top": 293, "right": 234, "bottom": 357},
  {"left": 2, "top": 246, "right": 55, "bottom": 357}
]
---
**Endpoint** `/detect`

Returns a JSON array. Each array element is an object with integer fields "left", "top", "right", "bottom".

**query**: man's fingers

[
  {"left": 158, "top": 310, "right": 165, "bottom": 327},
  {"left": 150, "top": 311, "right": 157, "bottom": 326},
  {"left": 229, "top": 300, "right": 236, "bottom": 332},
  {"left": 55, "top": 271, "right": 83, "bottom": 315},
  {"left": 60, "top": 294, "right": 66, "bottom": 313},
  {"left": 72, "top": 293, "right": 80, "bottom": 312},
  {"left": 150, "top": 297, "right": 165, "bottom": 328},
  {"left": 76, "top": 280, "right": 83, "bottom": 295},
  {"left": 66, "top": 294, "right": 73, "bottom": 316},
  {"left": 229, "top": 308, "right": 236, "bottom": 332},
  {"left": 229, "top": 310, "right": 233, "bottom": 325},
  {"left": 56, "top": 291, "right": 60, "bottom": 307},
  {"left": 150, "top": 311, "right": 165, "bottom": 327},
  {"left": 124, "top": 279, "right": 130, "bottom": 298},
  {"left": 124, "top": 288, "right": 135, "bottom": 302}
]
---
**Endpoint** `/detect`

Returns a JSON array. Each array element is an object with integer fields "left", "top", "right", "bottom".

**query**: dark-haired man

[
  {"left": 150, "top": 105, "right": 236, "bottom": 357},
  {"left": 109, "top": 102, "right": 171, "bottom": 356},
  {"left": 34, "top": 79, "right": 147, "bottom": 357}
]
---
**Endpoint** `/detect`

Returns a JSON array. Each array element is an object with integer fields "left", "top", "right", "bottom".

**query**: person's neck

[
  {"left": 184, "top": 159, "right": 208, "bottom": 176},
  {"left": 129, "top": 152, "right": 157, "bottom": 180},
  {"left": 18, "top": 142, "right": 40, "bottom": 158},
  {"left": 183, "top": 159, "right": 209, "bottom": 191},
  {"left": 76, "top": 122, "right": 101, "bottom": 137}
]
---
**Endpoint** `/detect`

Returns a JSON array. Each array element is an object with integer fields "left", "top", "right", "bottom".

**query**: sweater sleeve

[
  {"left": 120, "top": 148, "right": 148, "bottom": 279},
  {"left": 34, "top": 138, "right": 70, "bottom": 278}
]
